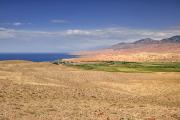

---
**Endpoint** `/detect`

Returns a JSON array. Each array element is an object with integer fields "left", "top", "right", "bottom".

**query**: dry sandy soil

[
  {"left": 69, "top": 42, "right": 180, "bottom": 62},
  {"left": 0, "top": 60, "right": 180, "bottom": 120}
]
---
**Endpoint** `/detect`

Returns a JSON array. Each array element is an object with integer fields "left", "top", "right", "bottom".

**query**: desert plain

[{"left": 0, "top": 60, "right": 180, "bottom": 120}]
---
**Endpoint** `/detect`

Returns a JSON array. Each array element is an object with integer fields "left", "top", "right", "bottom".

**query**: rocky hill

[{"left": 70, "top": 35, "right": 180, "bottom": 62}]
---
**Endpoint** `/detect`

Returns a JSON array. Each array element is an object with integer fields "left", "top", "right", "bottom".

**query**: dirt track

[{"left": 0, "top": 60, "right": 180, "bottom": 120}]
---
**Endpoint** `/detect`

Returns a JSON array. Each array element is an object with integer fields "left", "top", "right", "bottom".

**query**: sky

[{"left": 0, "top": 0, "right": 180, "bottom": 53}]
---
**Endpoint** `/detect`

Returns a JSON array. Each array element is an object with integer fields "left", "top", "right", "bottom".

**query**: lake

[{"left": 0, "top": 53, "right": 77, "bottom": 62}]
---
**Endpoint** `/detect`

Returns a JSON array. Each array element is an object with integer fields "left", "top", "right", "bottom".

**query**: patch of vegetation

[
  {"left": 51, "top": 59, "right": 64, "bottom": 65},
  {"left": 65, "top": 61, "right": 180, "bottom": 72}
]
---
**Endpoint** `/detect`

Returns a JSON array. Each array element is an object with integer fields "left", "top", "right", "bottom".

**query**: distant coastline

[{"left": 0, "top": 53, "right": 78, "bottom": 62}]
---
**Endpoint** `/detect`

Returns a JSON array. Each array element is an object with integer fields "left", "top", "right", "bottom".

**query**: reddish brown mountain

[{"left": 69, "top": 35, "right": 180, "bottom": 62}]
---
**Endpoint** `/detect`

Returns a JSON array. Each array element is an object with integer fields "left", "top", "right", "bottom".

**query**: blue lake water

[{"left": 0, "top": 53, "right": 77, "bottom": 62}]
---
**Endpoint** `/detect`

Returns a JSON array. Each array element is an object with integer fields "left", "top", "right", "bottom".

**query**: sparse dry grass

[{"left": 0, "top": 60, "right": 180, "bottom": 120}]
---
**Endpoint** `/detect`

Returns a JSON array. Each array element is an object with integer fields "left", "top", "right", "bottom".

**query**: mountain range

[{"left": 70, "top": 35, "right": 180, "bottom": 62}]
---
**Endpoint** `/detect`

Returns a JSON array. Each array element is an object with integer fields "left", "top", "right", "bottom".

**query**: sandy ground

[{"left": 0, "top": 60, "right": 180, "bottom": 120}]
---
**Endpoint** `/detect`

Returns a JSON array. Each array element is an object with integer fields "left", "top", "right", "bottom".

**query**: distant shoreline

[{"left": 0, "top": 53, "right": 78, "bottom": 62}]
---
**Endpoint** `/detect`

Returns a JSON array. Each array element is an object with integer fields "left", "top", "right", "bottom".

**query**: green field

[{"left": 65, "top": 61, "right": 180, "bottom": 72}]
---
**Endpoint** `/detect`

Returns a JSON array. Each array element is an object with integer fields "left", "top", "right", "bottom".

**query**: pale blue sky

[{"left": 0, "top": 0, "right": 180, "bottom": 53}]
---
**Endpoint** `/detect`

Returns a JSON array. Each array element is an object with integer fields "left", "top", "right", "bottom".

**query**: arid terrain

[
  {"left": 69, "top": 36, "right": 180, "bottom": 62},
  {"left": 0, "top": 60, "right": 180, "bottom": 120}
]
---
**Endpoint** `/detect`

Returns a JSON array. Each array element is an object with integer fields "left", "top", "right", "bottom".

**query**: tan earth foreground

[{"left": 0, "top": 60, "right": 180, "bottom": 120}]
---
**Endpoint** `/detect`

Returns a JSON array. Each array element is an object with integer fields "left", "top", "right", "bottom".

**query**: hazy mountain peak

[
  {"left": 109, "top": 35, "right": 180, "bottom": 50},
  {"left": 161, "top": 35, "right": 180, "bottom": 43},
  {"left": 133, "top": 38, "right": 157, "bottom": 44}
]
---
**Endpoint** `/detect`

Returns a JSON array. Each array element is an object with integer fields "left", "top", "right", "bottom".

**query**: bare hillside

[
  {"left": 69, "top": 36, "right": 180, "bottom": 62},
  {"left": 0, "top": 60, "right": 180, "bottom": 120}
]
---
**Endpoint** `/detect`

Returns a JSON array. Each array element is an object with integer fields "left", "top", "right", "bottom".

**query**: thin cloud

[
  {"left": 1, "top": 27, "right": 180, "bottom": 52},
  {"left": 0, "top": 22, "right": 32, "bottom": 26},
  {"left": 13, "top": 22, "right": 23, "bottom": 26},
  {"left": 0, "top": 27, "right": 15, "bottom": 39},
  {"left": 1, "top": 27, "right": 180, "bottom": 40},
  {"left": 65, "top": 29, "right": 91, "bottom": 35},
  {"left": 50, "top": 19, "right": 68, "bottom": 23}
]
